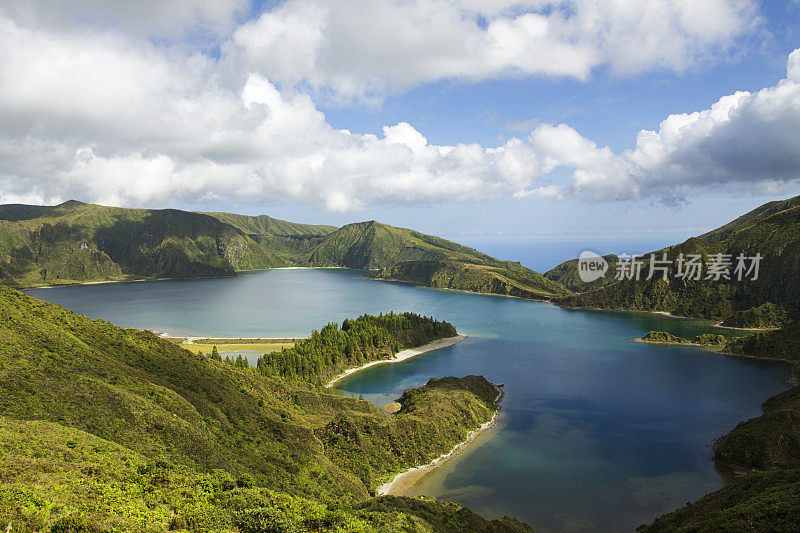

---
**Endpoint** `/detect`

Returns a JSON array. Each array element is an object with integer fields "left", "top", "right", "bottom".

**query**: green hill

[
  {"left": 549, "top": 195, "right": 800, "bottom": 325},
  {"left": 713, "top": 383, "right": 800, "bottom": 471},
  {"left": 0, "top": 201, "right": 573, "bottom": 301},
  {"left": 308, "top": 221, "right": 570, "bottom": 299},
  {"left": 203, "top": 211, "right": 337, "bottom": 264},
  {"left": 0, "top": 201, "right": 286, "bottom": 286},
  {"left": 368, "top": 259, "right": 571, "bottom": 299},
  {"left": 305, "top": 220, "right": 496, "bottom": 269},
  {"left": 638, "top": 331, "right": 726, "bottom": 345},
  {"left": 0, "top": 285, "right": 528, "bottom": 531},
  {"left": 543, "top": 254, "right": 619, "bottom": 292}
]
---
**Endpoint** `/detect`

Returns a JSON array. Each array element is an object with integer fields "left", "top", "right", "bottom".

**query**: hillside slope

[
  {"left": 204, "top": 211, "right": 337, "bottom": 263},
  {"left": 368, "top": 259, "right": 571, "bottom": 299},
  {"left": 0, "top": 201, "right": 286, "bottom": 286},
  {"left": 0, "top": 201, "right": 573, "bottom": 300},
  {"left": 305, "top": 220, "right": 496, "bottom": 269},
  {"left": 543, "top": 254, "right": 620, "bottom": 292},
  {"left": 549, "top": 195, "right": 800, "bottom": 325},
  {"left": 0, "top": 286, "right": 528, "bottom": 531}
]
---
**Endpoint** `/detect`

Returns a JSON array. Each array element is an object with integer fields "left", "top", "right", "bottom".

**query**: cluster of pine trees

[{"left": 255, "top": 312, "right": 457, "bottom": 382}]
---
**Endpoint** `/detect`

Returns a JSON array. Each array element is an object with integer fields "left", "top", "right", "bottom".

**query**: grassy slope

[
  {"left": 306, "top": 221, "right": 497, "bottom": 269},
  {"left": 204, "top": 211, "right": 337, "bottom": 264},
  {"left": 551, "top": 195, "right": 800, "bottom": 324},
  {"left": 310, "top": 221, "right": 570, "bottom": 298},
  {"left": 210, "top": 215, "right": 573, "bottom": 299},
  {"left": 0, "top": 417, "right": 530, "bottom": 532},
  {"left": 0, "top": 286, "right": 526, "bottom": 531},
  {"left": 543, "top": 254, "right": 620, "bottom": 293},
  {"left": 203, "top": 212, "right": 337, "bottom": 238},
  {"left": 715, "top": 321, "right": 800, "bottom": 472},
  {"left": 713, "top": 384, "right": 800, "bottom": 470},
  {"left": 0, "top": 201, "right": 287, "bottom": 286},
  {"left": 368, "top": 259, "right": 571, "bottom": 299},
  {"left": 1, "top": 202, "right": 573, "bottom": 301}
]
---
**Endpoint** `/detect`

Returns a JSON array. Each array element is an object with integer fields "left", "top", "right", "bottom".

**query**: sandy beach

[
  {"left": 376, "top": 387, "right": 504, "bottom": 496},
  {"left": 324, "top": 334, "right": 468, "bottom": 388}
]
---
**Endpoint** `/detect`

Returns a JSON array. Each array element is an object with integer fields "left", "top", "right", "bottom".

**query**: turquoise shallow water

[{"left": 27, "top": 269, "right": 790, "bottom": 532}]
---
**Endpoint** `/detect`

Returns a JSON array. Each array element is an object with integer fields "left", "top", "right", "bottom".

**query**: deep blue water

[{"left": 27, "top": 269, "right": 789, "bottom": 532}]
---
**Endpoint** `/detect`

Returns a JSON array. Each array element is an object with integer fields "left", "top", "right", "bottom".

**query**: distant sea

[{"left": 450, "top": 235, "right": 692, "bottom": 273}]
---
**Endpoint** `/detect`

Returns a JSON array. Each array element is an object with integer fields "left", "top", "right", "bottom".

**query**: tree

[{"left": 211, "top": 345, "right": 221, "bottom": 361}]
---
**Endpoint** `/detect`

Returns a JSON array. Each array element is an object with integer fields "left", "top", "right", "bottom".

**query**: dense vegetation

[
  {"left": 0, "top": 286, "right": 525, "bottom": 532},
  {"left": 368, "top": 259, "right": 571, "bottom": 300},
  {"left": 256, "top": 313, "right": 457, "bottom": 383},
  {"left": 543, "top": 254, "right": 619, "bottom": 292},
  {"left": 203, "top": 211, "right": 337, "bottom": 265},
  {"left": 721, "top": 302, "right": 793, "bottom": 328},
  {"left": 640, "top": 331, "right": 727, "bottom": 345},
  {"left": 548, "top": 195, "right": 800, "bottom": 325},
  {"left": 724, "top": 321, "right": 800, "bottom": 362},
  {"left": 0, "top": 200, "right": 575, "bottom": 300},
  {"left": 0, "top": 201, "right": 287, "bottom": 286},
  {"left": 0, "top": 416, "right": 528, "bottom": 532},
  {"left": 306, "top": 221, "right": 496, "bottom": 269}
]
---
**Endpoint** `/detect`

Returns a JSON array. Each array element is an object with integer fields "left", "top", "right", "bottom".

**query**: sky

[{"left": 1, "top": 0, "right": 800, "bottom": 246}]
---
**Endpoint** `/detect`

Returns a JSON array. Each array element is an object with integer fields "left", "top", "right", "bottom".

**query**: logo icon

[{"left": 578, "top": 251, "right": 608, "bottom": 282}]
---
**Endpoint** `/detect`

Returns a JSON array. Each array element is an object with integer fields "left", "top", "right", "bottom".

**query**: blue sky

[{"left": 1, "top": 0, "right": 800, "bottom": 254}]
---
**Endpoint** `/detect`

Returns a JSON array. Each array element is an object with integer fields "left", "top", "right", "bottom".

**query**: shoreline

[
  {"left": 20, "top": 267, "right": 352, "bottom": 290},
  {"left": 634, "top": 338, "right": 797, "bottom": 386},
  {"left": 368, "top": 275, "right": 554, "bottom": 303},
  {"left": 712, "top": 322, "right": 779, "bottom": 331},
  {"left": 633, "top": 338, "right": 725, "bottom": 350},
  {"left": 325, "top": 334, "right": 467, "bottom": 388},
  {"left": 174, "top": 336, "right": 305, "bottom": 343},
  {"left": 13, "top": 268, "right": 786, "bottom": 333},
  {"left": 559, "top": 304, "right": 779, "bottom": 332},
  {"left": 633, "top": 337, "right": 796, "bottom": 366},
  {"left": 376, "top": 386, "right": 504, "bottom": 496}
]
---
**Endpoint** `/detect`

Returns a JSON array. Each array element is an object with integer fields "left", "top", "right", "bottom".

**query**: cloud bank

[
  {"left": 1, "top": 1, "right": 798, "bottom": 211},
  {"left": 231, "top": 0, "right": 759, "bottom": 102}
]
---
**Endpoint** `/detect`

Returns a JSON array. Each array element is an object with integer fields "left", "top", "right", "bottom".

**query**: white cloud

[
  {"left": 0, "top": 7, "right": 798, "bottom": 214},
  {"left": 0, "top": 0, "right": 248, "bottom": 40},
  {"left": 230, "top": 0, "right": 760, "bottom": 101},
  {"left": 508, "top": 48, "right": 800, "bottom": 201}
]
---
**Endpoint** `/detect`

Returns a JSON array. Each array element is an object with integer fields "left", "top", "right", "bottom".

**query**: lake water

[{"left": 27, "top": 269, "right": 789, "bottom": 532}]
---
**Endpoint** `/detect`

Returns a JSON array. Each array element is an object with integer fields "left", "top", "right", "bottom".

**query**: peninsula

[{"left": 0, "top": 285, "right": 525, "bottom": 531}]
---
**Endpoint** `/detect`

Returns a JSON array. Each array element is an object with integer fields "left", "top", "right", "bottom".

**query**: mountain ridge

[
  {"left": 0, "top": 200, "right": 573, "bottom": 300},
  {"left": 546, "top": 194, "right": 800, "bottom": 326}
]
